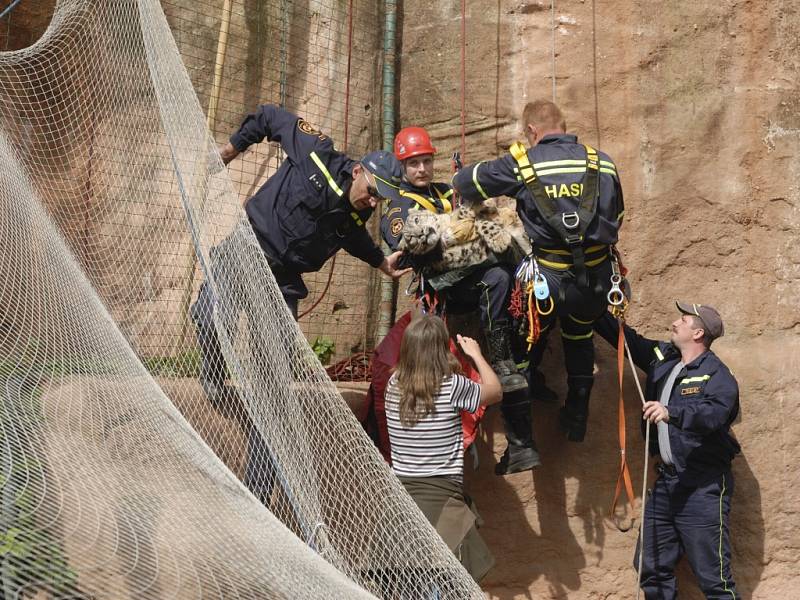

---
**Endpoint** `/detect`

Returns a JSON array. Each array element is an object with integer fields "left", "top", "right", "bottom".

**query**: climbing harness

[
  {"left": 400, "top": 185, "right": 453, "bottom": 214},
  {"left": 509, "top": 140, "right": 602, "bottom": 294}
]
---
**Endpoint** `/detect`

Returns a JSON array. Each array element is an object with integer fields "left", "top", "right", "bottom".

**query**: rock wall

[
  {"left": 1, "top": 0, "right": 386, "bottom": 362},
  {"left": 5, "top": 0, "right": 798, "bottom": 597},
  {"left": 399, "top": 0, "right": 799, "bottom": 597}
]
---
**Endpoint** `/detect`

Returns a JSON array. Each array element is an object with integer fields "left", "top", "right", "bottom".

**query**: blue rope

[{"left": 0, "top": 0, "right": 22, "bottom": 22}]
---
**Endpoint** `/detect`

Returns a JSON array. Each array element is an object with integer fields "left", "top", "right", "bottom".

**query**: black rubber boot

[
  {"left": 559, "top": 375, "right": 593, "bottom": 442},
  {"left": 529, "top": 368, "right": 559, "bottom": 404},
  {"left": 200, "top": 376, "right": 246, "bottom": 422},
  {"left": 485, "top": 323, "right": 528, "bottom": 393},
  {"left": 495, "top": 391, "right": 542, "bottom": 475}
]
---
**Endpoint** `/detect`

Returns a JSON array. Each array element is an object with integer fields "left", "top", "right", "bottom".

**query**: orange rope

[
  {"left": 610, "top": 317, "right": 636, "bottom": 531},
  {"left": 525, "top": 282, "right": 540, "bottom": 351}
]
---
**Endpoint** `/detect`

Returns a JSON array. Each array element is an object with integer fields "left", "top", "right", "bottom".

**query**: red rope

[
  {"left": 326, "top": 351, "right": 372, "bottom": 381},
  {"left": 460, "top": 0, "right": 467, "bottom": 159},
  {"left": 301, "top": 1, "right": 354, "bottom": 320},
  {"left": 343, "top": 0, "right": 354, "bottom": 152},
  {"left": 299, "top": 255, "right": 337, "bottom": 319}
]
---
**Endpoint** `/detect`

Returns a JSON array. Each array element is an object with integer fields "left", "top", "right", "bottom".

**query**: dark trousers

[
  {"left": 446, "top": 264, "right": 514, "bottom": 330},
  {"left": 190, "top": 227, "right": 306, "bottom": 503},
  {"left": 636, "top": 468, "right": 737, "bottom": 600},
  {"left": 529, "top": 259, "right": 613, "bottom": 379}
]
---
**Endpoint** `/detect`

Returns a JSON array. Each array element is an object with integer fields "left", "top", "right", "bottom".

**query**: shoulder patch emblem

[
  {"left": 297, "top": 119, "right": 326, "bottom": 139},
  {"left": 390, "top": 217, "right": 404, "bottom": 237}
]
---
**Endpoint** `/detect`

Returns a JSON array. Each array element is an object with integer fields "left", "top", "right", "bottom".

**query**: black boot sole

[{"left": 494, "top": 446, "right": 542, "bottom": 475}]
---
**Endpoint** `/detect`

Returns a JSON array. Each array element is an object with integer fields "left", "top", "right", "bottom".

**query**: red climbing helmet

[{"left": 394, "top": 127, "right": 436, "bottom": 160}]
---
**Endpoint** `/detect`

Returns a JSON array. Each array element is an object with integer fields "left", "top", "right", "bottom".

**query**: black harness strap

[{"left": 510, "top": 142, "right": 600, "bottom": 290}]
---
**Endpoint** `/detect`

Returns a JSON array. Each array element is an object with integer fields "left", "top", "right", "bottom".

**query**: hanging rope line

[
  {"left": 460, "top": 0, "right": 467, "bottom": 158},
  {"left": 550, "top": 0, "right": 557, "bottom": 102},
  {"left": 0, "top": 0, "right": 23, "bottom": 22},
  {"left": 300, "top": 0, "right": 354, "bottom": 320},
  {"left": 591, "top": 0, "right": 601, "bottom": 147},
  {"left": 621, "top": 332, "right": 652, "bottom": 599}
]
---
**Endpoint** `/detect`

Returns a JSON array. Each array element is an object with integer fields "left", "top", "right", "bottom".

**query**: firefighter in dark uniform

[
  {"left": 453, "top": 100, "right": 624, "bottom": 443},
  {"left": 381, "top": 127, "right": 454, "bottom": 257},
  {"left": 595, "top": 302, "right": 740, "bottom": 599},
  {"left": 191, "top": 104, "right": 408, "bottom": 499},
  {"left": 385, "top": 127, "right": 539, "bottom": 475}
]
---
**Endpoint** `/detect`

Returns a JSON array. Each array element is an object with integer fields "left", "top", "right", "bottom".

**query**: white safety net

[{"left": 0, "top": 0, "right": 482, "bottom": 598}]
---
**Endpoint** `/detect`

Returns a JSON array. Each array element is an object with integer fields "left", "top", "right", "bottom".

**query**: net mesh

[{"left": 0, "top": 0, "right": 481, "bottom": 598}]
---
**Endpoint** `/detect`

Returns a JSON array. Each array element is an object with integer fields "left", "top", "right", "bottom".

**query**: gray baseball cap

[
  {"left": 676, "top": 301, "right": 724, "bottom": 340},
  {"left": 361, "top": 150, "right": 402, "bottom": 202}
]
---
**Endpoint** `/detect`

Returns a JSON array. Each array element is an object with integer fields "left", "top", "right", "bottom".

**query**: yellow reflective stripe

[
  {"left": 600, "top": 167, "right": 618, "bottom": 176},
  {"left": 600, "top": 160, "right": 616, "bottom": 170},
  {"left": 400, "top": 190, "right": 438, "bottom": 213},
  {"left": 680, "top": 375, "right": 711, "bottom": 384},
  {"left": 562, "top": 331, "right": 594, "bottom": 341},
  {"left": 568, "top": 314, "right": 594, "bottom": 325},
  {"left": 472, "top": 162, "right": 490, "bottom": 200},
  {"left": 539, "top": 244, "right": 607, "bottom": 256},
  {"left": 441, "top": 188, "right": 454, "bottom": 199},
  {"left": 350, "top": 211, "right": 363, "bottom": 226},
  {"left": 718, "top": 473, "right": 736, "bottom": 599},
  {"left": 537, "top": 257, "right": 571, "bottom": 270},
  {"left": 654, "top": 347, "right": 665, "bottom": 361},
  {"left": 535, "top": 166, "right": 589, "bottom": 176},
  {"left": 309, "top": 152, "right": 344, "bottom": 197},
  {"left": 617, "top": 210, "right": 625, "bottom": 220},
  {"left": 533, "top": 159, "right": 586, "bottom": 168},
  {"left": 537, "top": 253, "right": 608, "bottom": 270}
]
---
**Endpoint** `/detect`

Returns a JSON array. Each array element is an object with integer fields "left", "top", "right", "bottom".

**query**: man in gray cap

[{"left": 595, "top": 301, "right": 740, "bottom": 599}]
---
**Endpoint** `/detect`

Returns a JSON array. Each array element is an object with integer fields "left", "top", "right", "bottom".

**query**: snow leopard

[{"left": 399, "top": 198, "right": 530, "bottom": 273}]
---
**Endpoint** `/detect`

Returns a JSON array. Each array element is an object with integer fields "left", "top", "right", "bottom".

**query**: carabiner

[{"left": 607, "top": 287, "right": 625, "bottom": 306}]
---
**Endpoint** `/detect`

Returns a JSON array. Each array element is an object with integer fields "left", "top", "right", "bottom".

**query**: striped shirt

[{"left": 385, "top": 373, "right": 481, "bottom": 482}]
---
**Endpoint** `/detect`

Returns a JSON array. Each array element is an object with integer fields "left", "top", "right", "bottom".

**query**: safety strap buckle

[{"left": 562, "top": 211, "right": 580, "bottom": 230}]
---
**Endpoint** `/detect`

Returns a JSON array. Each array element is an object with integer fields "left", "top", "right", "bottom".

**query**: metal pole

[{"left": 377, "top": 0, "right": 398, "bottom": 341}]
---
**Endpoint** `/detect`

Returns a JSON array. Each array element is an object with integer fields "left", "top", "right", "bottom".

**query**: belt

[
  {"left": 534, "top": 244, "right": 610, "bottom": 271},
  {"left": 656, "top": 462, "right": 677, "bottom": 476}
]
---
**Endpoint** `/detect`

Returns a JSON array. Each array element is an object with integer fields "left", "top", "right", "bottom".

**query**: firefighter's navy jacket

[
  {"left": 595, "top": 314, "right": 741, "bottom": 487},
  {"left": 380, "top": 181, "right": 454, "bottom": 251},
  {"left": 230, "top": 104, "right": 384, "bottom": 273},
  {"left": 452, "top": 134, "right": 624, "bottom": 249}
]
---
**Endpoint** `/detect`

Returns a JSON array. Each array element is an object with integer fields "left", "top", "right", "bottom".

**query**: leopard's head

[{"left": 398, "top": 210, "right": 442, "bottom": 255}]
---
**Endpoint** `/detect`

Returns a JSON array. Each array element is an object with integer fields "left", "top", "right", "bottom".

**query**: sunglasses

[{"left": 364, "top": 170, "right": 386, "bottom": 200}]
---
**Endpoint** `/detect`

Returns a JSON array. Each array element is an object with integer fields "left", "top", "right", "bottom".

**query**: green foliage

[
  {"left": 142, "top": 349, "right": 202, "bottom": 378},
  {"left": 0, "top": 378, "right": 80, "bottom": 595},
  {"left": 311, "top": 336, "right": 336, "bottom": 365}
]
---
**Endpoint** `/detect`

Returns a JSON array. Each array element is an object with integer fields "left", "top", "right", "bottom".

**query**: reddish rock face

[
  {"left": 0, "top": 1, "right": 56, "bottom": 51},
  {"left": 5, "top": 1, "right": 797, "bottom": 597},
  {"left": 399, "top": 1, "right": 799, "bottom": 597}
]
